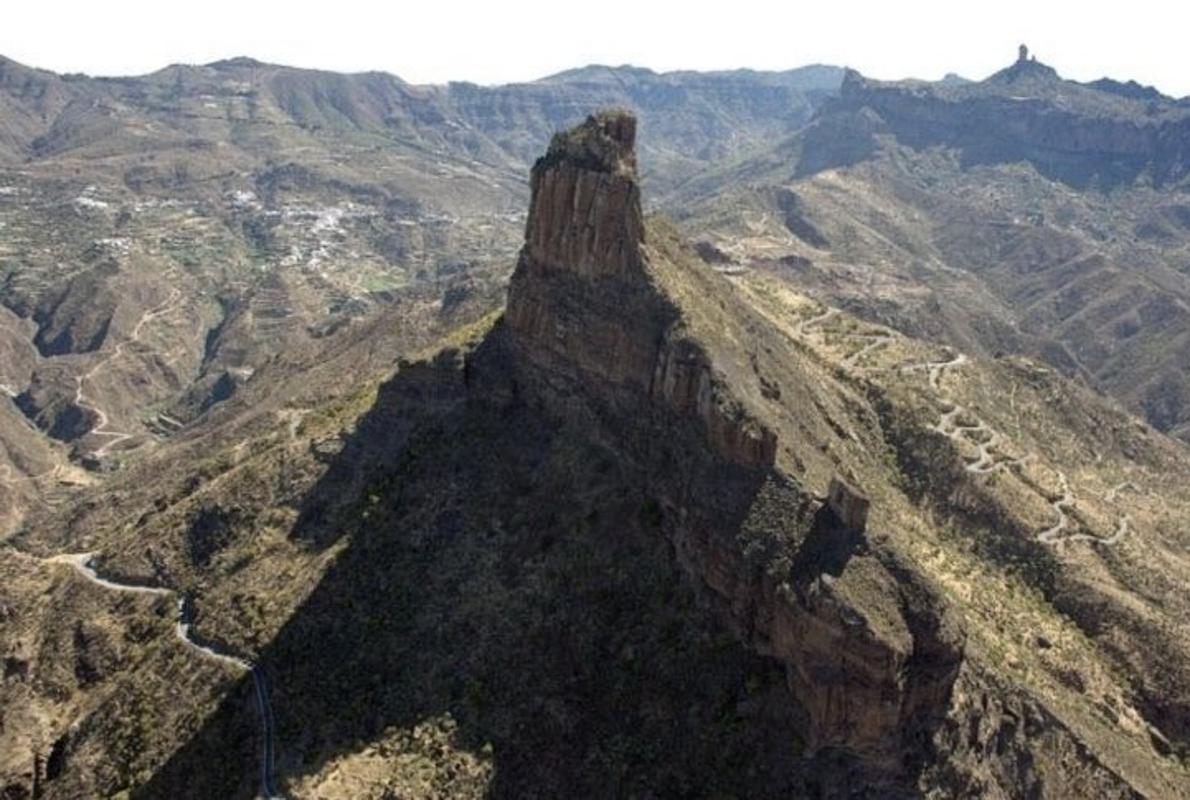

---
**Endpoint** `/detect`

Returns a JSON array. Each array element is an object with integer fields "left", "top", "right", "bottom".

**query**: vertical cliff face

[
  {"left": 506, "top": 111, "right": 666, "bottom": 394},
  {"left": 523, "top": 110, "right": 644, "bottom": 280},
  {"left": 498, "top": 110, "right": 964, "bottom": 777},
  {"left": 507, "top": 110, "right": 777, "bottom": 470}
]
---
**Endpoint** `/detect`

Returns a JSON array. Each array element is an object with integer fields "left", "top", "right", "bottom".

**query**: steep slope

[
  {"left": 457, "top": 111, "right": 1190, "bottom": 798},
  {"left": 673, "top": 51, "right": 1190, "bottom": 444},
  {"left": 7, "top": 111, "right": 1189, "bottom": 799},
  {"left": 501, "top": 112, "right": 966, "bottom": 776},
  {"left": 0, "top": 56, "right": 79, "bottom": 164},
  {"left": 0, "top": 274, "right": 502, "bottom": 799}
]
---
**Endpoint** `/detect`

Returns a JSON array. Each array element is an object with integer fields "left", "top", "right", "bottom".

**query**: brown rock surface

[{"left": 523, "top": 110, "right": 643, "bottom": 280}]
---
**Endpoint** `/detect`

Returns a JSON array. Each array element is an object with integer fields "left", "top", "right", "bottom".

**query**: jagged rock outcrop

[
  {"left": 501, "top": 110, "right": 963, "bottom": 776},
  {"left": 523, "top": 111, "right": 643, "bottom": 279},
  {"left": 506, "top": 113, "right": 660, "bottom": 388},
  {"left": 827, "top": 476, "right": 870, "bottom": 531}
]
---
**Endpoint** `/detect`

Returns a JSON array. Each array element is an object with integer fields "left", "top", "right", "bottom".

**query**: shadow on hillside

[{"left": 132, "top": 332, "right": 878, "bottom": 799}]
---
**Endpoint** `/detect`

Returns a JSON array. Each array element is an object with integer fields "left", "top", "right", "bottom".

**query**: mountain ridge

[
  {"left": 0, "top": 52, "right": 846, "bottom": 87},
  {"left": 671, "top": 50, "right": 1190, "bottom": 445},
  {"left": 2, "top": 46, "right": 1190, "bottom": 798},
  {"left": 0, "top": 50, "right": 843, "bottom": 523}
]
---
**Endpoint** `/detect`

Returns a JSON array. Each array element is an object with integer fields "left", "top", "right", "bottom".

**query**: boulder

[{"left": 828, "top": 475, "right": 870, "bottom": 531}]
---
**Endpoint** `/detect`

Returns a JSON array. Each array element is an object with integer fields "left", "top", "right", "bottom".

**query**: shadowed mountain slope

[{"left": 5, "top": 111, "right": 1189, "bottom": 799}]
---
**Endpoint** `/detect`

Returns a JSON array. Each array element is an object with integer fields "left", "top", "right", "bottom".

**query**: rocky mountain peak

[
  {"left": 985, "top": 50, "right": 1061, "bottom": 86},
  {"left": 817, "top": 58, "right": 1190, "bottom": 189},
  {"left": 500, "top": 112, "right": 966, "bottom": 774},
  {"left": 523, "top": 110, "right": 645, "bottom": 281},
  {"left": 505, "top": 110, "right": 779, "bottom": 468},
  {"left": 541, "top": 107, "right": 638, "bottom": 175}
]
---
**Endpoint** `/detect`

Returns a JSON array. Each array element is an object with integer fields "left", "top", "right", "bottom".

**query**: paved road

[{"left": 48, "top": 552, "right": 284, "bottom": 798}]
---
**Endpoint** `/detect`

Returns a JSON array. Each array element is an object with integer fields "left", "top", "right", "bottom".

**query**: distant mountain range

[{"left": 0, "top": 54, "right": 843, "bottom": 184}]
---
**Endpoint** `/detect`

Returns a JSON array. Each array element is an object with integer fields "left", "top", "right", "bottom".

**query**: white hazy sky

[{"left": 5, "top": 1, "right": 1189, "bottom": 96}]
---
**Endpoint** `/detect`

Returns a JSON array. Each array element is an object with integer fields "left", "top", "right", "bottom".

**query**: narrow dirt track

[
  {"left": 796, "top": 306, "right": 839, "bottom": 337},
  {"left": 73, "top": 288, "right": 182, "bottom": 459},
  {"left": 1037, "top": 472, "right": 1075, "bottom": 545},
  {"left": 841, "top": 333, "right": 893, "bottom": 369},
  {"left": 910, "top": 353, "right": 1133, "bottom": 545},
  {"left": 795, "top": 302, "right": 1139, "bottom": 547},
  {"left": 1062, "top": 482, "right": 1139, "bottom": 545}
]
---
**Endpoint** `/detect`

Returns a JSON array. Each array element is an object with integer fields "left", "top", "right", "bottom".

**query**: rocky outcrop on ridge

[
  {"left": 14, "top": 106, "right": 1182, "bottom": 798},
  {"left": 501, "top": 110, "right": 965, "bottom": 775},
  {"left": 810, "top": 62, "right": 1190, "bottom": 188}
]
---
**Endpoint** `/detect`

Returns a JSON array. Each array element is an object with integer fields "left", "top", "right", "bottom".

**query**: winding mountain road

[
  {"left": 1037, "top": 473, "right": 1075, "bottom": 545},
  {"left": 903, "top": 352, "right": 1028, "bottom": 477},
  {"left": 796, "top": 306, "right": 893, "bottom": 371},
  {"left": 48, "top": 552, "right": 283, "bottom": 798},
  {"left": 73, "top": 288, "right": 181, "bottom": 459},
  {"left": 901, "top": 350, "right": 1132, "bottom": 546},
  {"left": 841, "top": 332, "right": 893, "bottom": 370},
  {"left": 1060, "top": 482, "right": 1138, "bottom": 546},
  {"left": 799, "top": 304, "right": 1138, "bottom": 548},
  {"left": 713, "top": 211, "right": 791, "bottom": 263},
  {"left": 796, "top": 306, "right": 839, "bottom": 338}
]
